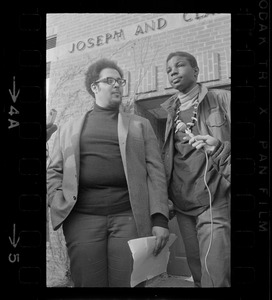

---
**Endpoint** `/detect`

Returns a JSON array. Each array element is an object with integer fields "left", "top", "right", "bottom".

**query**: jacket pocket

[
  {"left": 206, "top": 108, "right": 227, "bottom": 127},
  {"left": 194, "top": 167, "right": 222, "bottom": 207},
  {"left": 194, "top": 175, "right": 210, "bottom": 207}
]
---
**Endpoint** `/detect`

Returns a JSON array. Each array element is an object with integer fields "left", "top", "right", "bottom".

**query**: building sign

[
  {"left": 68, "top": 29, "right": 126, "bottom": 53},
  {"left": 47, "top": 13, "right": 225, "bottom": 62},
  {"left": 67, "top": 17, "right": 167, "bottom": 54}
]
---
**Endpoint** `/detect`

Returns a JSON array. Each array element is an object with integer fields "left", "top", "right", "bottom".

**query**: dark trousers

[
  {"left": 63, "top": 210, "right": 139, "bottom": 287},
  {"left": 176, "top": 198, "right": 230, "bottom": 287}
]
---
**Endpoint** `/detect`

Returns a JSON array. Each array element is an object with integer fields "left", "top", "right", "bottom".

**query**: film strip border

[
  {"left": 231, "top": 3, "right": 270, "bottom": 300},
  {"left": 3, "top": 4, "right": 270, "bottom": 300},
  {"left": 4, "top": 8, "right": 46, "bottom": 292}
]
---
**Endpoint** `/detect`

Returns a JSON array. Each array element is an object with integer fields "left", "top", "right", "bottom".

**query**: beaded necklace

[{"left": 174, "top": 98, "right": 200, "bottom": 134}]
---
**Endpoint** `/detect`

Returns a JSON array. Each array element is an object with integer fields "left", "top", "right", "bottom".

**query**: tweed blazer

[{"left": 47, "top": 110, "right": 169, "bottom": 237}]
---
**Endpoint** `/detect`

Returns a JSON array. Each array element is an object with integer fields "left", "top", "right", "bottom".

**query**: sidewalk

[
  {"left": 51, "top": 273, "right": 195, "bottom": 288},
  {"left": 145, "top": 272, "right": 194, "bottom": 288}
]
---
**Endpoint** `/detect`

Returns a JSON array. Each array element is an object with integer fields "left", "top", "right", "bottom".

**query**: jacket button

[{"left": 73, "top": 196, "right": 77, "bottom": 200}]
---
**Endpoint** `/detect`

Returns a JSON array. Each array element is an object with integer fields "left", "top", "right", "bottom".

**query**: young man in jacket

[
  {"left": 47, "top": 58, "right": 169, "bottom": 287},
  {"left": 161, "top": 51, "right": 230, "bottom": 287}
]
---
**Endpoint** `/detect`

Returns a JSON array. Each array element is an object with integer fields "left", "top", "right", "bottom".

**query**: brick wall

[{"left": 47, "top": 13, "right": 231, "bottom": 128}]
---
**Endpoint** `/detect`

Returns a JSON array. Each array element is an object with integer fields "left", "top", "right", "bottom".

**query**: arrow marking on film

[
  {"left": 9, "top": 76, "right": 20, "bottom": 103},
  {"left": 9, "top": 224, "right": 20, "bottom": 248}
]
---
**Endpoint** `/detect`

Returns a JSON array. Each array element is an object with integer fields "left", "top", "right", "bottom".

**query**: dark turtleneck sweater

[
  {"left": 74, "top": 103, "right": 130, "bottom": 215},
  {"left": 74, "top": 102, "right": 168, "bottom": 229}
]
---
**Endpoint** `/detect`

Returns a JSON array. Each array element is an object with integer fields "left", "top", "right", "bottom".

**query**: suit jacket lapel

[
  {"left": 71, "top": 112, "right": 89, "bottom": 183},
  {"left": 118, "top": 112, "right": 130, "bottom": 180}
]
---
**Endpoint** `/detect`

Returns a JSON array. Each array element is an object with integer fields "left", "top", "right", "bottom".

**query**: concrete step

[{"left": 145, "top": 273, "right": 194, "bottom": 288}]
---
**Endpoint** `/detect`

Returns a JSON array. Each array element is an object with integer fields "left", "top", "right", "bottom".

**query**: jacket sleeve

[
  {"left": 208, "top": 89, "right": 231, "bottom": 182},
  {"left": 221, "top": 90, "right": 231, "bottom": 122},
  {"left": 210, "top": 139, "right": 231, "bottom": 183},
  {"left": 47, "top": 126, "right": 64, "bottom": 207},
  {"left": 143, "top": 119, "right": 169, "bottom": 221}
]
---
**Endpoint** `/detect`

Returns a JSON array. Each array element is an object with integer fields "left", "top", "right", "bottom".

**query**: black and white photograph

[
  {"left": 46, "top": 13, "right": 231, "bottom": 288},
  {"left": 3, "top": 3, "right": 271, "bottom": 299}
]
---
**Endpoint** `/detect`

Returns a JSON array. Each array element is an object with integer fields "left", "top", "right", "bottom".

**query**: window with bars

[
  {"left": 46, "top": 35, "right": 57, "bottom": 50},
  {"left": 46, "top": 34, "right": 56, "bottom": 79}
]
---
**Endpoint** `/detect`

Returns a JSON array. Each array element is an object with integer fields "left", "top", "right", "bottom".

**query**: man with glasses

[{"left": 47, "top": 58, "right": 169, "bottom": 287}]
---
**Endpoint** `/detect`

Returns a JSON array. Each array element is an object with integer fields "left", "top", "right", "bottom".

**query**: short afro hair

[
  {"left": 85, "top": 58, "right": 124, "bottom": 98},
  {"left": 166, "top": 51, "right": 198, "bottom": 68}
]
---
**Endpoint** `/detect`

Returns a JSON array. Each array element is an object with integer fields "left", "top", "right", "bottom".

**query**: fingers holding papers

[{"left": 152, "top": 226, "right": 169, "bottom": 256}]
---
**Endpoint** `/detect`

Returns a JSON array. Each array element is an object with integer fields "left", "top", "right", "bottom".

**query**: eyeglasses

[{"left": 95, "top": 77, "right": 126, "bottom": 87}]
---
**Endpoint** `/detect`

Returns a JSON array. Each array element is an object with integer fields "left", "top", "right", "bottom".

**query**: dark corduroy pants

[{"left": 63, "top": 210, "right": 139, "bottom": 287}]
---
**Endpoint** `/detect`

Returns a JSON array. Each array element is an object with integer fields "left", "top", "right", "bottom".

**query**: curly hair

[
  {"left": 85, "top": 58, "right": 124, "bottom": 98},
  {"left": 166, "top": 51, "right": 198, "bottom": 68}
]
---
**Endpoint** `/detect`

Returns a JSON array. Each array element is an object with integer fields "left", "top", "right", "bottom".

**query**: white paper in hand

[{"left": 128, "top": 233, "right": 177, "bottom": 287}]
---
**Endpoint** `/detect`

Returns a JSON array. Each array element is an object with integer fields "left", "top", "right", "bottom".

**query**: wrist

[
  {"left": 208, "top": 139, "right": 220, "bottom": 155},
  {"left": 152, "top": 213, "right": 169, "bottom": 229},
  {"left": 210, "top": 139, "right": 223, "bottom": 157}
]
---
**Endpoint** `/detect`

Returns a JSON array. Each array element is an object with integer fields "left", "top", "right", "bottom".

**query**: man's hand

[
  {"left": 183, "top": 134, "right": 218, "bottom": 153},
  {"left": 47, "top": 123, "right": 58, "bottom": 142},
  {"left": 152, "top": 226, "right": 169, "bottom": 256}
]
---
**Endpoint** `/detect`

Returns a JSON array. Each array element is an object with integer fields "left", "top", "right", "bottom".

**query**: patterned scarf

[
  {"left": 174, "top": 84, "right": 201, "bottom": 134},
  {"left": 177, "top": 84, "right": 200, "bottom": 111}
]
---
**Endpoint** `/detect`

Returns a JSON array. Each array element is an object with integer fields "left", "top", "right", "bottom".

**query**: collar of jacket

[{"left": 160, "top": 83, "right": 209, "bottom": 117}]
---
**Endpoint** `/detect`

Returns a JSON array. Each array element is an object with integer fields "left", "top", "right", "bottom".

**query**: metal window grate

[{"left": 46, "top": 35, "right": 57, "bottom": 50}]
